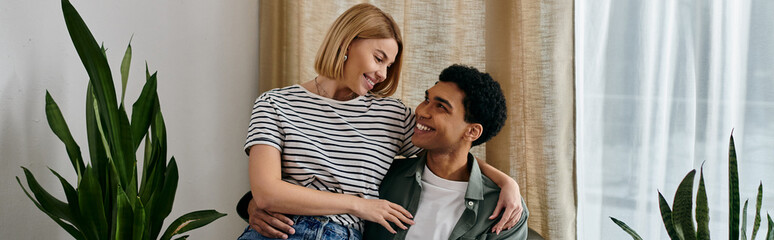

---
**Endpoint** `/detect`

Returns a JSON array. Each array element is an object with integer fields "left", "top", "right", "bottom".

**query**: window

[{"left": 576, "top": 1, "right": 774, "bottom": 239}]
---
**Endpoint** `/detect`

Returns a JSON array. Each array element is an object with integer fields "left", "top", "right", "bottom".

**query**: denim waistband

[{"left": 290, "top": 215, "right": 362, "bottom": 240}]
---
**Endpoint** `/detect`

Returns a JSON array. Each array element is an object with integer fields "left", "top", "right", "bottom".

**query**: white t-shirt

[{"left": 406, "top": 166, "right": 468, "bottom": 240}]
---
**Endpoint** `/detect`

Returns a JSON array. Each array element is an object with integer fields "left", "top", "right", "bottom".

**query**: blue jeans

[{"left": 237, "top": 215, "right": 362, "bottom": 240}]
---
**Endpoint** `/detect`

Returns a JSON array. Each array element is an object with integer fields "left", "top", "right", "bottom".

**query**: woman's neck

[{"left": 302, "top": 76, "right": 358, "bottom": 101}]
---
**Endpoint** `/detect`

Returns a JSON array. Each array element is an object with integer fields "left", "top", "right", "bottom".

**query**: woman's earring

[{"left": 344, "top": 55, "right": 348, "bottom": 61}]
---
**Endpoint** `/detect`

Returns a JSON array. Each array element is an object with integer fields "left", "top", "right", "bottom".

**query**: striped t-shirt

[{"left": 244, "top": 85, "right": 422, "bottom": 231}]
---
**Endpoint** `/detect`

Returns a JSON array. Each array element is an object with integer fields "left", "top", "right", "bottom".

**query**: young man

[{"left": 363, "top": 64, "right": 529, "bottom": 240}]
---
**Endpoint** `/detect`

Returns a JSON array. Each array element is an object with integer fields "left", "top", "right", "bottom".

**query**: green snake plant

[
  {"left": 611, "top": 133, "right": 773, "bottom": 240},
  {"left": 16, "top": 0, "right": 226, "bottom": 239}
]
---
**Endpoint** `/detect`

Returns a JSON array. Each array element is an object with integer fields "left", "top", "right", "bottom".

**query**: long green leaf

[
  {"left": 65, "top": 2, "right": 120, "bottom": 227},
  {"left": 140, "top": 146, "right": 166, "bottom": 238},
  {"left": 130, "top": 72, "right": 157, "bottom": 150},
  {"left": 145, "top": 193, "right": 159, "bottom": 238},
  {"left": 117, "top": 105, "right": 135, "bottom": 187},
  {"left": 91, "top": 92, "right": 118, "bottom": 233},
  {"left": 730, "top": 134, "right": 740, "bottom": 240},
  {"left": 62, "top": 0, "right": 126, "bottom": 190},
  {"left": 140, "top": 93, "right": 167, "bottom": 205},
  {"left": 141, "top": 155, "right": 168, "bottom": 238},
  {"left": 140, "top": 139, "right": 165, "bottom": 204},
  {"left": 114, "top": 185, "right": 134, "bottom": 240},
  {"left": 139, "top": 134, "right": 157, "bottom": 203},
  {"left": 673, "top": 170, "right": 697, "bottom": 240},
  {"left": 127, "top": 166, "right": 139, "bottom": 209},
  {"left": 17, "top": 176, "right": 86, "bottom": 240},
  {"left": 142, "top": 96, "right": 169, "bottom": 237},
  {"left": 696, "top": 165, "right": 710, "bottom": 240},
  {"left": 160, "top": 210, "right": 227, "bottom": 240},
  {"left": 610, "top": 217, "right": 643, "bottom": 240},
  {"left": 49, "top": 169, "right": 84, "bottom": 234},
  {"left": 90, "top": 88, "right": 113, "bottom": 163},
  {"left": 766, "top": 213, "right": 772, "bottom": 240},
  {"left": 45, "top": 91, "right": 85, "bottom": 180},
  {"left": 144, "top": 133, "right": 151, "bottom": 169},
  {"left": 150, "top": 158, "right": 179, "bottom": 239},
  {"left": 151, "top": 98, "right": 170, "bottom": 237},
  {"left": 137, "top": 87, "right": 154, "bottom": 195},
  {"left": 151, "top": 92, "right": 167, "bottom": 160},
  {"left": 752, "top": 183, "right": 763, "bottom": 240},
  {"left": 108, "top": 159, "right": 123, "bottom": 239},
  {"left": 85, "top": 84, "right": 109, "bottom": 204},
  {"left": 120, "top": 39, "right": 132, "bottom": 104},
  {"left": 62, "top": 0, "right": 118, "bottom": 129},
  {"left": 78, "top": 165, "right": 108, "bottom": 239},
  {"left": 133, "top": 197, "right": 146, "bottom": 240},
  {"left": 659, "top": 191, "right": 680, "bottom": 239},
  {"left": 19, "top": 167, "right": 73, "bottom": 223}
]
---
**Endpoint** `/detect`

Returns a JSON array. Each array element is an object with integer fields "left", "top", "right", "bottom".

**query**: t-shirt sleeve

[
  {"left": 244, "top": 93, "right": 284, "bottom": 155},
  {"left": 397, "top": 102, "right": 422, "bottom": 157}
]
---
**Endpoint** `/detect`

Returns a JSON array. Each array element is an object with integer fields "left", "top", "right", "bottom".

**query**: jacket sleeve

[{"left": 236, "top": 191, "right": 252, "bottom": 222}]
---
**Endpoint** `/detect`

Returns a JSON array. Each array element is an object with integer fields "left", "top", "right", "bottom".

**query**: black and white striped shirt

[{"left": 244, "top": 85, "right": 421, "bottom": 231}]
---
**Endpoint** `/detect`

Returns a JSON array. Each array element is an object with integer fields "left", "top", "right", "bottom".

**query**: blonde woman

[{"left": 238, "top": 4, "right": 523, "bottom": 240}]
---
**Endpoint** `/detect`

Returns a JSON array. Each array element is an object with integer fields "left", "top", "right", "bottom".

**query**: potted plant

[
  {"left": 16, "top": 0, "right": 226, "bottom": 239},
  {"left": 611, "top": 133, "right": 773, "bottom": 240}
]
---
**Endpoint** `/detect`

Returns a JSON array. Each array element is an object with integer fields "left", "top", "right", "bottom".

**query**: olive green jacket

[{"left": 363, "top": 153, "right": 529, "bottom": 240}]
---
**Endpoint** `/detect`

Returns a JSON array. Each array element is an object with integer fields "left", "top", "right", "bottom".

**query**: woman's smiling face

[{"left": 341, "top": 38, "right": 398, "bottom": 96}]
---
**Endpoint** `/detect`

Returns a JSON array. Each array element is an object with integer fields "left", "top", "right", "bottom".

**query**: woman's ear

[{"left": 464, "top": 123, "right": 483, "bottom": 142}]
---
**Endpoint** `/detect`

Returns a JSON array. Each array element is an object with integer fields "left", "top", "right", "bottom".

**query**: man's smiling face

[{"left": 412, "top": 81, "right": 472, "bottom": 152}]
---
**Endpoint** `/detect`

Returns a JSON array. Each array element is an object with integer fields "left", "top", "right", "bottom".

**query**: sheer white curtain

[{"left": 577, "top": 0, "right": 774, "bottom": 239}]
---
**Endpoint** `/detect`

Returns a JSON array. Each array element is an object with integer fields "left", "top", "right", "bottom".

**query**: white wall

[{"left": 1, "top": 0, "right": 258, "bottom": 238}]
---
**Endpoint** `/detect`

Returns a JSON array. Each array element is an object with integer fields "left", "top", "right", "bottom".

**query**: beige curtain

[
  {"left": 258, "top": 1, "right": 575, "bottom": 239},
  {"left": 483, "top": 1, "right": 576, "bottom": 239}
]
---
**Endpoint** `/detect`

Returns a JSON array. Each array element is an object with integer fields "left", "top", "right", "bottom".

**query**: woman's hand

[
  {"left": 489, "top": 181, "right": 524, "bottom": 235},
  {"left": 248, "top": 199, "right": 296, "bottom": 239},
  {"left": 352, "top": 198, "right": 415, "bottom": 234}
]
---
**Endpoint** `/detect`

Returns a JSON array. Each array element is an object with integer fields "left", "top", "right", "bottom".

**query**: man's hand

[
  {"left": 352, "top": 198, "right": 415, "bottom": 234},
  {"left": 489, "top": 181, "right": 524, "bottom": 235},
  {"left": 248, "top": 199, "right": 296, "bottom": 239}
]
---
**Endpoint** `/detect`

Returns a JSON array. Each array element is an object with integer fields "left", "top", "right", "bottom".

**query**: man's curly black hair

[{"left": 438, "top": 64, "right": 507, "bottom": 146}]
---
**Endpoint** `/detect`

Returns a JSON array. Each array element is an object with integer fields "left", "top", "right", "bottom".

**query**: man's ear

[{"left": 464, "top": 123, "right": 483, "bottom": 142}]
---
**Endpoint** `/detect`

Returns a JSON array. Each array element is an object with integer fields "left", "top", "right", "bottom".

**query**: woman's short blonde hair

[{"left": 314, "top": 3, "right": 403, "bottom": 97}]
